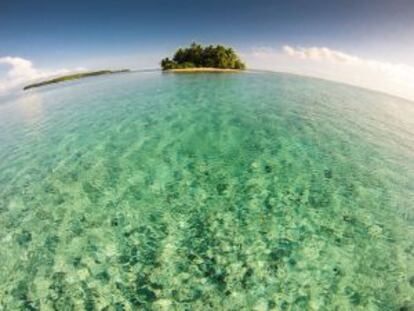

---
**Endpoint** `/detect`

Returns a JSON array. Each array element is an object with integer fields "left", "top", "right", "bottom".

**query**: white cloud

[
  {"left": 0, "top": 56, "right": 77, "bottom": 94},
  {"left": 0, "top": 57, "right": 38, "bottom": 79},
  {"left": 243, "top": 46, "right": 414, "bottom": 102},
  {"left": 282, "top": 46, "right": 360, "bottom": 63}
]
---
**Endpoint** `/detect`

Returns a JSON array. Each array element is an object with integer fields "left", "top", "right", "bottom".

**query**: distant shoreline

[
  {"left": 23, "top": 69, "right": 130, "bottom": 90},
  {"left": 165, "top": 67, "right": 243, "bottom": 73}
]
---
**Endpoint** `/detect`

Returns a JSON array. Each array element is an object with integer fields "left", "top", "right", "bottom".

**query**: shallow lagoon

[{"left": 0, "top": 72, "right": 413, "bottom": 310}]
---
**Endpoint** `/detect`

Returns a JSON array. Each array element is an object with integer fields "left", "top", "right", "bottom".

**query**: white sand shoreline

[{"left": 164, "top": 67, "right": 244, "bottom": 73}]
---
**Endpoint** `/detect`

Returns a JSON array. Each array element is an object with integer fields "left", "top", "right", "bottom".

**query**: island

[
  {"left": 23, "top": 69, "right": 130, "bottom": 90},
  {"left": 161, "top": 43, "right": 246, "bottom": 72}
]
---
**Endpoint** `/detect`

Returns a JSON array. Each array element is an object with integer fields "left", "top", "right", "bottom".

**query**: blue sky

[{"left": 1, "top": 0, "right": 414, "bottom": 99}]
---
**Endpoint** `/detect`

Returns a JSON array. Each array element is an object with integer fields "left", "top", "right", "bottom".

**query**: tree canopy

[{"left": 161, "top": 43, "right": 246, "bottom": 70}]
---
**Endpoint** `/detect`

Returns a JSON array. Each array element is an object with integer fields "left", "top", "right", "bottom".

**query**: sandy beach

[{"left": 165, "top": 67, "right": 243, "bottom": 73}]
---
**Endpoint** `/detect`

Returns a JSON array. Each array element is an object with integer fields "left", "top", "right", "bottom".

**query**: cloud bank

[
  {"left": 0, "top": 56, "right": 73, "bottom": 94},
  {"left": 282, "top": 46, "right": 359, "bottom": 63},
  {"left": 244, "top": 46, "right": 414, "bottom": 102}
]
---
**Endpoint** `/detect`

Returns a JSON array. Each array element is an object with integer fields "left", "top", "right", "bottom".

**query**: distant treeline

[
  {"left": 23, "top": 70, "right": 130, "bottom": 90},
  {"left": 161, "top": 43, "right": 246, "bottom": 70}
]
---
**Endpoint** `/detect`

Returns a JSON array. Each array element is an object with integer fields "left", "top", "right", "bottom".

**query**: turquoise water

[{"left": 0, "top": 71, "right": 413, "bottom": 310}]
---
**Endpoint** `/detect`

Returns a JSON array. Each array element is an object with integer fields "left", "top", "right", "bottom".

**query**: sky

[{"left": 1, "top": 0, "right": 414, "bottom": 100}]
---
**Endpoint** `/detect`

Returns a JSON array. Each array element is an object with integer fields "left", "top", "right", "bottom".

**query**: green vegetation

[
  {"left": 23, "top": 69, "right": 130, "bottom": 90},
  {"left": 161, "top": 43, "right": 246, "bottom": 71}
]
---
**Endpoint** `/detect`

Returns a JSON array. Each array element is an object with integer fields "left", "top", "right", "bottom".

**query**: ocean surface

[{"left": 0, "top": 71, "right": 413, "bottom": 310}]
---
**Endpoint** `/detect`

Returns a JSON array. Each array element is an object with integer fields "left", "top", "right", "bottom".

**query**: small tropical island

[
  {"left": 161, "top": 43, "right": 246, "bottom": 72},
  {"left": 23, "top": 69, "right": 130, "bottom": 90}
]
